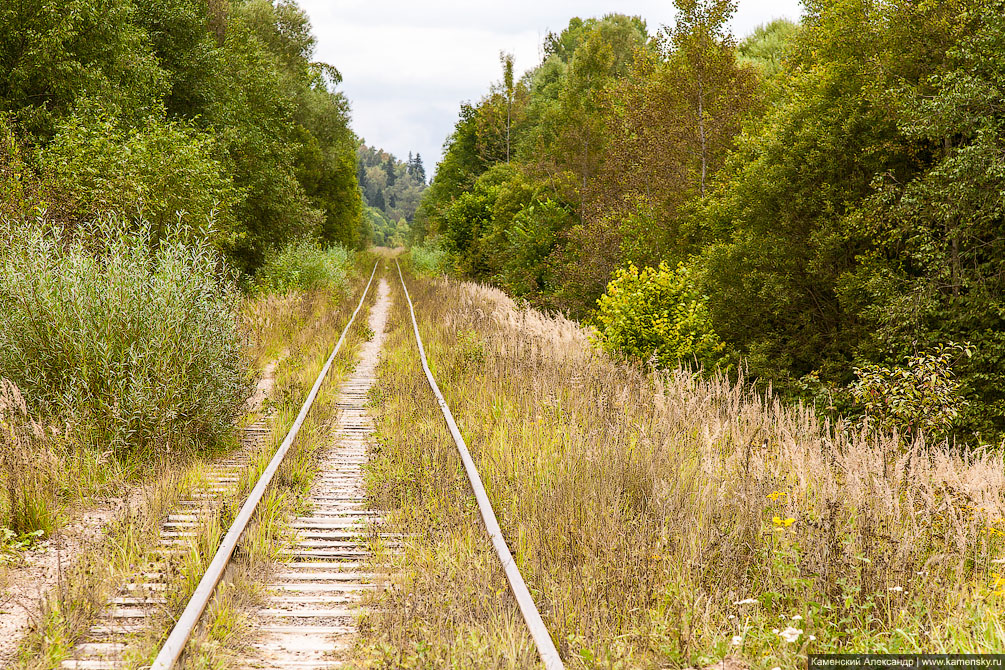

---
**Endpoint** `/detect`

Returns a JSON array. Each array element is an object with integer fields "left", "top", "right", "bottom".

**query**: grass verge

[{"left": 358, "top": 268, "right": 1005, "bottom": 669}]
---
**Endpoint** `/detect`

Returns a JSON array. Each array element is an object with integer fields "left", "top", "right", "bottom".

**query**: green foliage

[
  {"left": 409, "top": 238, "right": 449, "bottom": 276},
  {"left": 594, "top": 261, "right": 725, "bottom": 370},
  {"left": 849, "top": 343, "right": 972, "bottom": 442},
  {"left": 698, "top": 0, "right": 1004, "bottom": 442},
  {"left": 1, "top": 0, "right": 365, "bottom": 272},
  {"left": 40, "top": 110, "right": 239, "bottom": 245},
  {"left": 357, "top": 144, "right": 426, "bottom": 228},
  {"left": 738, "top": 19, "right": 798, "bottom": 77},
  {"left": 255, "top": 238, "right": 352, "bottom": 294},
  {"left": 0, "top": 0, "right": 165, "bottom": 137},
  {"left": 0, "top": 219, "right": 252, "bottom": 456},
  {"left": 421, "top": 5, "right": 751, "bottom": 316}
]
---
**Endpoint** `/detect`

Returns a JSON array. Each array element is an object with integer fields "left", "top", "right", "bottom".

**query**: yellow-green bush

[{"left": 594, "top": 261, "right": 725, "bottom": 370}]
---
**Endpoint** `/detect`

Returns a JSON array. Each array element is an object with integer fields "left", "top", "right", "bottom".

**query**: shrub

[
  {"left": 410, "top": 238, "right": 449, "bottom": 276},
  {"left": 0, "top": 219, "right": 252, "bottom": 455},
  {"left": 38, "top": 111, "right": 240, "bottom": 247},
  {"left": 594, "top": 261, "right": 725, "bottom": 370},
  {"left": 849, "top": 342, "right": 972, "bottom": 441},
  {"left": 255, "top": 239, "right": 352, "bottom": 294}
]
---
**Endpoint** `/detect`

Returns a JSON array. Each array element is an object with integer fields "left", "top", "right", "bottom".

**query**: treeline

[
  {"left": 358, "top": 144, "right": 426, "bottom": 247},
  {"left": 417, "top": 0, "right": 1005, "bottom": 444},
  {"left": 0, "top": 0, "right": 366, "bottom": 272}
]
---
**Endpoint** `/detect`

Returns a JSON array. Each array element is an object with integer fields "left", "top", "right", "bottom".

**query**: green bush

[
  {"left": 0, "top": 219, "right": 252, "bottom": 455},
  {"left": 255, "top": 239, "right": 352, "bottom": 294},
  {"left": 849, "top": 343, "right": 972, "bottom": 442},
  {"left": 39, "top": 111, "right": 239, "bottom": 247},
  {"left": 410, "top": 238, "right": 449, "bottom": 276},
  {"left": 594, "top": 261, "right": 725, "bottom": 370}
]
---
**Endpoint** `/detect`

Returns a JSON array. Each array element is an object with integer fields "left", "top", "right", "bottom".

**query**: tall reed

[{"left": 0, "top": 218, "right": 252, "bottom": 457}]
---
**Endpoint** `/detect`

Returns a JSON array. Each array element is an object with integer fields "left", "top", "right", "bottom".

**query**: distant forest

[{"left": 358, "top": 145, "right": 426, "bottom": 247}]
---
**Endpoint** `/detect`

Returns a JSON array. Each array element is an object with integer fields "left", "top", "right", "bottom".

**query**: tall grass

[
  {"left": 0, "top": 218, "right": 251, "bottom": 456},
  {"left": 408, "top": 238, "right": 448, "bottom": 276},
  {"left": 360, "top": 271, "right": 1005, "bottom": 667},
  {"left": 254, "top": 239, "right": 353, "bottom": 295},
  {"left": 0, "top": 379, "right": 57, "bottom": 537}
]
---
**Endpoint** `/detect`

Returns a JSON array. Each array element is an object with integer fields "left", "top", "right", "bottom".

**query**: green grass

[
  {"left": 254, "top": 239, "right": 354, "bottom": 295},
  {"left": 407, "top": 239, "right": 449, "bottom": 276}
]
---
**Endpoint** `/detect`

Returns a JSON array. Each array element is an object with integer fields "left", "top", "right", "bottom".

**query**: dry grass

[
  {"left": 9, "top": 261, "right": 376, "bottom": 669},
  {"left": 358, "top": 270, "right": 1005, "bottom": 668}
]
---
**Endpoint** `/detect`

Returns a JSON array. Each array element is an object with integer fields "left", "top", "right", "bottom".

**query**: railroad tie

[
  {"left": 240, "top": 277, "right": 396, "bottom": 669},
  {"left": 59, "top": 421, "right": 268, "bottom": 670}
]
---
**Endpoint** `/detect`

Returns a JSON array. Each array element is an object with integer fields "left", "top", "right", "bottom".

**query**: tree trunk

[{"left": 697, "top": 74, "right": 707, "bottom": 197}]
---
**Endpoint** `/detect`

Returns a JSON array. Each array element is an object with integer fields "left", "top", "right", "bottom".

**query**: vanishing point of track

[{"left": 62, "top": 261, "right": 564, "bottom": 670}]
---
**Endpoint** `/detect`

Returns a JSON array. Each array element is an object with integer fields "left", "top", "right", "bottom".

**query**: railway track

[
  {"left": 60, "top": 424, "right": 267, "bottom": 670},
  {"left": 53, "top": 261, "right": 563, "bottom": 670},
  {"left": 237, "top": 277, "right": 395, "bottom": 669}
]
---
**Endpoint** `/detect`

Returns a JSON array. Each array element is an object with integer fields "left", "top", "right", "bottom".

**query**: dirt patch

[
  {"left": 0, "top": 493, "right": 136, "bottom": 664},
  {"left": 246, "top": 353, "right": 284, "bottom": 413}
]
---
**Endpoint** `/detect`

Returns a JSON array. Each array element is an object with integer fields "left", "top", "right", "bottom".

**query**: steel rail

[
  {"left": 150, "top": 260, "right": 379, "bottom": 670},
  {"left": 395, "top": 261, "right": 564, "bottom": 670}
]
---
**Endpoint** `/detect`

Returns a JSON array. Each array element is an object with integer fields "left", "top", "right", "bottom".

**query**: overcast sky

[{"left": 298, "top": 1, "right": 805, "bottom": 176}]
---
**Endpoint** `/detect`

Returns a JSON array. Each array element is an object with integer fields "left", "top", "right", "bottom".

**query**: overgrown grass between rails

[
  {"left": 136, "top": 260, "right": 379, "bottom": 668},
  {"left": 359, "top": 269, "right": 1005, "bottom": 669},
  {"left": 356, "top": 272, "right": 538, "bottom": 668},
  {"left": 13, "top": 257, "right": 378, "bottom": 669}
]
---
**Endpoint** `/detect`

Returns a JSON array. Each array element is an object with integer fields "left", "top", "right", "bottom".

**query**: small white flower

[
  {"left": 809, "top": 635, "right": 817, "bottom": 642},
  {"left": 772, "top": 666, "right": 781, "bottom": 670},
  {"left": 888, "top": 586, "right": 904, "bottom": 592},
  {"left": 734, "top": 598, "right": 758, "bottom": 605},
  {"left": 779, "top": 626, "right": 803, "bottom": 643},
  {"left": 727, "top": 614, "right": 736, "bottom": 619},
  {"left": 792, "top": 615, "right": 803, "bottom": 621},
  {"left": 731, "top": 635, "right": 743, "bottom": 645},
  {"left": 773, "top": 628, "right": 780, "bottom": 634}
]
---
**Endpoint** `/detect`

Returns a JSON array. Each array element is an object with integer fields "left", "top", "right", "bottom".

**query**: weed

[
  {"left": 255, "top": 239, "right": 353, "bottom": 295},
  {"left": 358, "top": 270, "right": 1005, "bottom": 668}
]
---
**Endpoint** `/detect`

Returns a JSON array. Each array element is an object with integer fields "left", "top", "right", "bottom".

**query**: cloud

[{"left": 299, "top": 0, "right": 804, "bottom": 172}]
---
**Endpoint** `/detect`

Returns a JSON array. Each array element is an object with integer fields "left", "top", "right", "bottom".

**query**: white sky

[{"left": 298, "top": 1, "right": 805, "bottom": 176}]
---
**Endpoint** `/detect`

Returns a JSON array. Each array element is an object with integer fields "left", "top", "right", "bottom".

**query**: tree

[
  {"left": 598, "top": 0, "right": 758, "bottom": 269},
  {"left": 501, "top": 51, "right": 515, "bottom": 163},
  {"left": 0, "top": 0, "right": 165, "bottom": 138}
]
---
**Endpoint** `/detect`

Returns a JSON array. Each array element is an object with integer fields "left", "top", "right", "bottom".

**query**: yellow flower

[
  {"left": 767, "top": 490, "right": 787, "bottom": 502},
  {"left": 772, "top": 516, "right": 796, "bottom": 527}
]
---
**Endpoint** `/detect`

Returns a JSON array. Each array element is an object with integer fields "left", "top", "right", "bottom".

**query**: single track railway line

[{"left": 57, "top": 260, "right": 563, "bottom": 669}]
